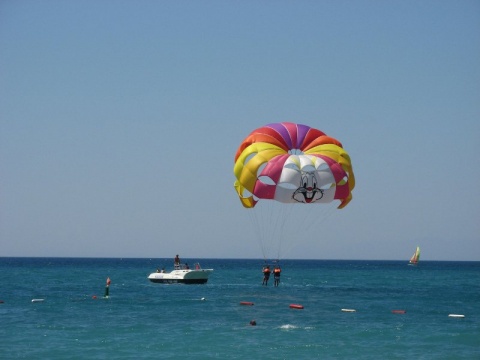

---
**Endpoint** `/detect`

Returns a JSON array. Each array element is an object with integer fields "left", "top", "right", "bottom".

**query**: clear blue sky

[{"left": 1, "top": 1, "right": 479, "bottom": 260}]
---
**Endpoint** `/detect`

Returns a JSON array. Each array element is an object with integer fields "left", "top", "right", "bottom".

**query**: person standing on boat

[
  {"left": 174, "top": 255, "right": 180, "bottom": 269},
  {"left": 262, "top": 265, "right": 271, "bottom": 286},
  {"left": 273, "top": 265, "right": 281, "bottom": 287}
]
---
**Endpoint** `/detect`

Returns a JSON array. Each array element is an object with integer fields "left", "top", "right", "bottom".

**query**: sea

[{"left": 0, "top": 258, "right": 479, "bottom": 359}]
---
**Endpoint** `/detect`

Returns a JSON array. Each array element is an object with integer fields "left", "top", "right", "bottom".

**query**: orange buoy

[
  {"left": 392, "top": 309, "right": 406, "bottom": 314},
  {"left": 289, "top": 304, "right": 304, "bottom": 309},
  {"left": 240, "top": 301, "right": 254, "bottom": 306}
]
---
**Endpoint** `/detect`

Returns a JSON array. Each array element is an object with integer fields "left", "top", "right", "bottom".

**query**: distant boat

[
  {"left": 148, "top": 262, "right": 213, "bottom": 284},
  {"left": 409, "top": 246, "right": 420, "bottom": 265}
]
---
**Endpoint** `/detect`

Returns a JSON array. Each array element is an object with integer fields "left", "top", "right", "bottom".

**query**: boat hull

[
  {"left": 149, "top": 278, "right": 208, "bottom": 284},
  {"left": 148, "top": 269, "right": 213, "bottom": 284}
]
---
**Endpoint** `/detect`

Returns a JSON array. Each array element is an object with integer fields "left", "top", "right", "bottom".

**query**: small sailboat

[{"left": 409, "top": 246, "right": 420, "bottom": 265}]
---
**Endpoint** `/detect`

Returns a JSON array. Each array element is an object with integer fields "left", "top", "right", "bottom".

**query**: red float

[{"left": 289, "top": 304, "right": 304, "bottom": 309}]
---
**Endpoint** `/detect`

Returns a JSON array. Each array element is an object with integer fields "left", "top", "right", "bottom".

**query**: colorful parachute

[{"left": 234, "top": 122, "right": 355, "bottom": 210}]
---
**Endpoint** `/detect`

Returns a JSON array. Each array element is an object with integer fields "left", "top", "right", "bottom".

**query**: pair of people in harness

[{"left": 262, "top": 265, "right": 281, "bottom": 286}]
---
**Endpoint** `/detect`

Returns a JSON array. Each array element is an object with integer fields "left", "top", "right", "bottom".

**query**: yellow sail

[{"left": 409, "top": 246, "right": 420, "bottom": 265}]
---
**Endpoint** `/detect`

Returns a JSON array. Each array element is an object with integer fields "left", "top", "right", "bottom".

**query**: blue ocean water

[{"left": 0, "top": 258, "right": 479, "bottom": 359}]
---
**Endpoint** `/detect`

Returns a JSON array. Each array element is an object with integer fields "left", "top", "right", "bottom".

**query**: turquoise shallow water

[{"left": 1, "top": 258, "right": 479, "bottom": 359}]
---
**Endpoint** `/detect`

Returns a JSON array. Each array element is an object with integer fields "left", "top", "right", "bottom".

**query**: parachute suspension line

[
  {"left": 280, "top": 201, "right": 339, "bottom": 257},
  {"left": 300, "top": 202, "right": 337, "bottom": 234},
  {"left": 264, "top": 201, "right": 283, "bottom": 261},
  {"left": 246, "top": 200, "right": 340, "bottom": 261},
  {"left": 274, "top": 203, "right": 295, "bottom": 261},
  {"left": 264, "top": 201, "right": 292, "bottom": 262},
  {"left": 247, "top": 201, "right": 297, "bottom": 262},
  {"left": 247, "top": 202, "right": 275, "bottom": 261},
  {"left": 246, "top": 206, "right": 267, "bottom": 260},
  {"left": 279, "top": 203, "right": 306, "bottom": 258}
]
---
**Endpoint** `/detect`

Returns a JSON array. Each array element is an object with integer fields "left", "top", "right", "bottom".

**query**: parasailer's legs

[{"left": 262, "top": 265, "right": 271, "bottom": 285}]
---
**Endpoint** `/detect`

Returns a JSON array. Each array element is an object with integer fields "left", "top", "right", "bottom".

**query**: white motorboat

[{"left": 148, "top": 263, "right": 213, "bottom": 284}]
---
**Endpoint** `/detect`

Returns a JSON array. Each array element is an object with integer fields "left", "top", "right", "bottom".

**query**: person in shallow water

[
  {"left": 273, "top": 265, "right": 281, "bottom": 287},
  {"left": 262, "top": 265, "right": 271, "bottom": 286}
]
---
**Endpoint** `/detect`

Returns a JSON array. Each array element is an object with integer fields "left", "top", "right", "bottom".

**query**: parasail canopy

[{"left": 234, "top": 122, "right": 355, "bottom": 210}]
